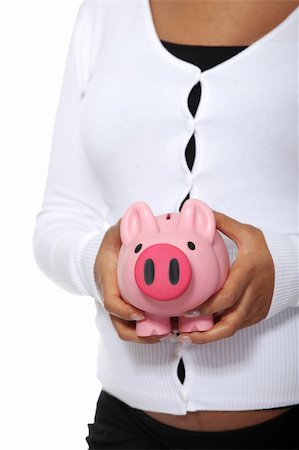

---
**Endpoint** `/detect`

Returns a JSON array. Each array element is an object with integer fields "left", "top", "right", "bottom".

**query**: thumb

[{"left": 213, "top": 211, "right": 244, "bottom": 246}]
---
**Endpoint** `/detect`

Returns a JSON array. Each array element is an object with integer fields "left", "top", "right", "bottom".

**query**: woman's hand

[
  {"left": 179, "top": 211, "right": 275, "bottom": 344},
  {"left": 94, "top": 219, "right": 171, "bottom": 344}
]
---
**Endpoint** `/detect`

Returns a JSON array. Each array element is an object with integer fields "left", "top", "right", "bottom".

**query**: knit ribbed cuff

[
  {"left": 68, "top": 224, "right": 111, "bottom": 307},
  {"left": 262, "top": 231, "right": 299, "bottom": 319}
]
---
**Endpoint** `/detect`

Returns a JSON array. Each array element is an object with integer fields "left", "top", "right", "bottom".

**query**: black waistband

[{"left": 94, "top": 390, "right": 299, "bottom": 449}]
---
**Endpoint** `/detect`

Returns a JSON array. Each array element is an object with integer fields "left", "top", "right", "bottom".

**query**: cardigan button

[
  {"left": 186, "top": 117, "right": 195, "bottom": 133},
  {"left": 179, "top": 390, "right": 187, "bottom": 402}
]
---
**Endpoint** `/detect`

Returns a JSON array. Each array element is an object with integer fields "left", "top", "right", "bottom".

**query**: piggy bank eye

[
  {"left": 187, "top": 241, "right": 196, "bottom": 250},
  {"left": 134, "top": 243, "right": 142, "bottom": 253}
]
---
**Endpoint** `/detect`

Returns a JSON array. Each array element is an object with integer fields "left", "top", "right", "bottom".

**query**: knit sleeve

[
  {"left": 262, "top": 230, "right": 298, "bottom": 319},
  {"left": 32, "top": 1, "right": 110, "bottom": 307}
]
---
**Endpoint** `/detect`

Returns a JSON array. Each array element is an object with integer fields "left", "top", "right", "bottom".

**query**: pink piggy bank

[{"left": 117, "top": 198, "right": 230, "bottom": 337}]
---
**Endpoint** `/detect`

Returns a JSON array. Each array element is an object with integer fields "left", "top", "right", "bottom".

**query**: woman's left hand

[{"left": 179, "top": 211, "right": 275, "bottom": 344}]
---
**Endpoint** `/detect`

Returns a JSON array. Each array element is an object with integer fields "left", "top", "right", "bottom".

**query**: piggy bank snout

[{"left": 134, "top": 244, "right": 191, "bottom": 301}]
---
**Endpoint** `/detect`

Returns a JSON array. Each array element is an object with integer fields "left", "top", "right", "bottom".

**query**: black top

[{"left": 160, "top": 39, "right": 248, "bottom": 71}]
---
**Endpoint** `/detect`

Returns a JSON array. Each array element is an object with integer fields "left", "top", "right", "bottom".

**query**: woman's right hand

[{"left": 94, "top": 219, "right": 171, "bottom": 344}]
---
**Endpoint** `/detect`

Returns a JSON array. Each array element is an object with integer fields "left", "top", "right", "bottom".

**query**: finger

[
  {"left": 102, "top": 289, "right": 146, "bottom": 322},
  {"left": 101, "top": 272, "right": 146, "bottom": 321},
  {"left": 213, "top": 211, "right": 245, "bottom": 245},
  {"left": 179, "top": 300, "right": 247, "bottom": 344},
  {"left": 184, "top": 257, "right": 249, "bottom": 317},
  {"left": 197, "top": 259, "right": 250, "bottom": 315},
  {"left": 110, "top": 315, "right": 173, "bottom": 344}
]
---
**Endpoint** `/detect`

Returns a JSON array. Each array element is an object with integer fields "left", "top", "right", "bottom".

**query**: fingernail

[
  {"left": 184, "top": 310, "right": 201, "bottom": 318},
  {"left": 130, "top": 313, "right": 145, "bottom": 321},
  {"left": 179, "top": 336, "right": 192, "bottom": 343}
]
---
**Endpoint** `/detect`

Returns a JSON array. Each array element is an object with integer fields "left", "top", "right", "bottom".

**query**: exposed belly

[{"left": 143, "top": 407, "right": 292, "bottom": 431}]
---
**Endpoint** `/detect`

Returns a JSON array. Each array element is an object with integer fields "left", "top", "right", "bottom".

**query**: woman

[{"left": 32, "top": 1, "right": 299, "bottom": 448}]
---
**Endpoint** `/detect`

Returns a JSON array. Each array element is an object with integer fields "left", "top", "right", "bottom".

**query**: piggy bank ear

[
  {"left": 120, "top": 201, "right": 159, "bottom": 246},
  {"left": 177, "top": 199, "right": 216, "bottom": 243}
]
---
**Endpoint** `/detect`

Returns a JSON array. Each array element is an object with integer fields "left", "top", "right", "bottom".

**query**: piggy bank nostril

[
  {"left": 144, "top": 259, "right": 155, "bottom": 285},
  {"left": 169, "top": 258, "right": 179, "bottom": 285}
]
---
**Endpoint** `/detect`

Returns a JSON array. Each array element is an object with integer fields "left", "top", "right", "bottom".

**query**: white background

[{"left": 1, "top": 1, "right": 102, "bottom": 449}]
